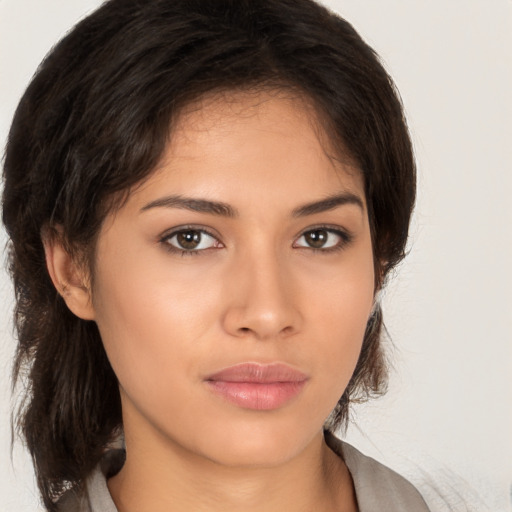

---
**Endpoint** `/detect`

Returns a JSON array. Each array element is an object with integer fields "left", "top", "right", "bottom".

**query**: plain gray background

[{"left": 1, "top": 1, "right": 511, "bottom": 510}]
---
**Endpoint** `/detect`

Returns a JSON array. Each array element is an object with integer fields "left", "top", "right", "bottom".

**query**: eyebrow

[
  {"left": 140, "top": 195, "right": 237, "bottom": 217},
  {"left": 291, "top": 192, "right": 364, "bottom": 217},
  {"left": 140, "top": 192, "right": 364, "bottom": 217}
]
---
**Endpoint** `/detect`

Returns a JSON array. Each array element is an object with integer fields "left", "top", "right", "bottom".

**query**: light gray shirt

[{"left": 57, "top": 433, "right": 430, "bottom": 511}]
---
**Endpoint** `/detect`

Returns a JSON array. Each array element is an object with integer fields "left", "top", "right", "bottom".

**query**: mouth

[{"left": 204, "top": 362, "right": 309, "bottom": 411}]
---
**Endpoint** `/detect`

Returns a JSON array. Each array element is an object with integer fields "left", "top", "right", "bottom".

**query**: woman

[{"left": 2, "top": 0, "right": 429, "bottom": 510}]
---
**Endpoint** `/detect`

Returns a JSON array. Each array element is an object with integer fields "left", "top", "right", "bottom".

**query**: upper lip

[{"left": 205, "top": 362, "right": 309, "bottom": 383}]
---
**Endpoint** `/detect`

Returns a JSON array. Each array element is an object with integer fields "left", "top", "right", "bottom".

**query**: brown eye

[
  {"left": 294, "top": 228, "right": 347, "bottom": 251},
  {"left": 176, "top": 230, "right": 202, "bottom": 249},
  {"left": 165, "top": 229, "right": 219, "bottom": 252},
  {"left": 304, "top": 229, "right": 329, "bottom": 248}
]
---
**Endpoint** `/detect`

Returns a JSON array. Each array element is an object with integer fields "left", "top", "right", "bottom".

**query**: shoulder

[
  {"left": 56, "top": 450, "right": 124, "bottom": 512},
  {"left": 55, "top": 470, "right": 117, "bottom": 512},
  {"left": 55, "top": 488, "right": 89, "bottom": 512},
  {"left": 325, "top": 431, "right": 431, "bottom": 512}
]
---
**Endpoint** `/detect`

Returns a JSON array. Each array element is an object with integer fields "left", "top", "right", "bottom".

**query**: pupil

[
  {"left": 177, "top": 230, "right": 201, "bottom": 249},
  {"left": 306, "top": 230, "right": 327, "bottom": 248}
]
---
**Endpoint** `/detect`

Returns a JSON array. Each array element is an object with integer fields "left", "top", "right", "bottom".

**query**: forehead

[
  {"left": 170, "top": 88, "right": 356, "bottom": 164},
  {"left": 129, "top": 88, "right": 365, "bottom": 212}
]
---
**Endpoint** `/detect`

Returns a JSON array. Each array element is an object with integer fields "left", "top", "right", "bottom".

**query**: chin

[{"left": 188, "top": 415, "right": 323, "bottom": 469}]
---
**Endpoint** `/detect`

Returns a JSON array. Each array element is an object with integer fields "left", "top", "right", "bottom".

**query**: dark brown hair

[{"left": 2, "top": 0, "right": 415, "bottom": 509}]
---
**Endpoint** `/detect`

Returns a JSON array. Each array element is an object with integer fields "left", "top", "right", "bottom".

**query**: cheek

[
  {"left": 303, "top": 242, "right": 375, "bottom": 331},
  {"left": 90, "top": 246, "right": 225, "bottom": 397},
  {"left": 300, "top": 247, "right": 375, "bottom": 385}
]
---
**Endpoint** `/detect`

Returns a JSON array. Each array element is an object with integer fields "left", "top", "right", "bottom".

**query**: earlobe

[{"left": 42, "top": 229, "right": 95, "bottom": 321}]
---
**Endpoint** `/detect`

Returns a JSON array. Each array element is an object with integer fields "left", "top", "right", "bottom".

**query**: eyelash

[{"left": 159, "top": 224, "right": 353, "bottom": 256}]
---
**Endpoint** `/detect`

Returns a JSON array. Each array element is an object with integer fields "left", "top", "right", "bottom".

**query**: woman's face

[{"left": 89, "top": 90, "right": 375, "bottom": 467}]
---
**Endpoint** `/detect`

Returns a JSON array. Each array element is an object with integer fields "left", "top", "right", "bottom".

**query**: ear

[{"left": 42, "top": 228, "right": 95, "bottom": 321}]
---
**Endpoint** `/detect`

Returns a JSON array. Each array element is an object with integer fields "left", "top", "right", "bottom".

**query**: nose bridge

[{"left": 223, "top": 242, "right": 301, "bottom": 339}]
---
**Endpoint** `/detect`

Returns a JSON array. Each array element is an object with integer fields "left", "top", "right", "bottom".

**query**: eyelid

[{"left": 159, "top": 224, "right": 221, "bottom": 241}]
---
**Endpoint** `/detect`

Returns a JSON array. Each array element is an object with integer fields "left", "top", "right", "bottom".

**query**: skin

[{"left": 45, "top": 90, "right": 375, "bottom": 512}]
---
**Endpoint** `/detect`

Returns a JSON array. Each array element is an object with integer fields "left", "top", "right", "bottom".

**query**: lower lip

[{"left": 206, "top": 380, "right": 307, "bottom": 410}]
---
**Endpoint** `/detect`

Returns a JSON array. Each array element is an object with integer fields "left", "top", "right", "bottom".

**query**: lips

[{"left": 204, "top": 362, "right": 308, "bottom": 410}]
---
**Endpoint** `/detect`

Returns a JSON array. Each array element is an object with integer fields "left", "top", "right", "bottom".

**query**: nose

[{"left": 222, "top": 250, "right": 302, "bottom": 341}]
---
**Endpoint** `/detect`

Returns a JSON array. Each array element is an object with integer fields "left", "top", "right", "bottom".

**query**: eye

[
  {"left": 293, "top": 227, "right": 350, "bottom": 251},
  {"left": 162, "top": 228, "right": 222, "bottom": 253}
]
